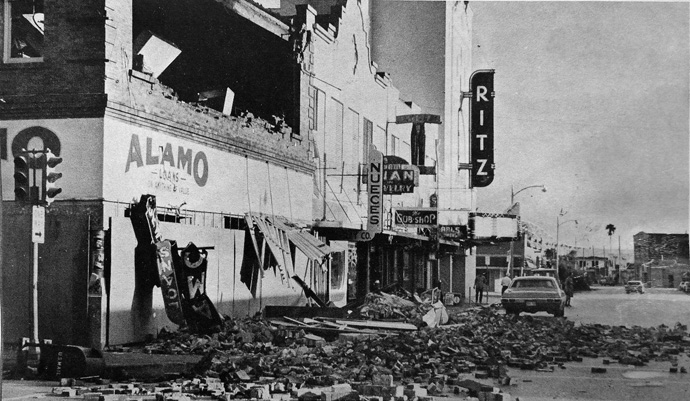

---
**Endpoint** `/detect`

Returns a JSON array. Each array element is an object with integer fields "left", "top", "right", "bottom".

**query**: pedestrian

[
  {"left": 501, "top": 272, "right": 512, "bottom": 295},
  {"left": 372, "top": 279, "right": 382, "bottom": 294},
  {"left": 474, "top": 273, "right": 487, "bottom": 304},
  {"left": 434, "top": 278, "right": 443, "bottom": 303},
  {"left": 564, "top": 273, "right": 574, "bottom": 307}
]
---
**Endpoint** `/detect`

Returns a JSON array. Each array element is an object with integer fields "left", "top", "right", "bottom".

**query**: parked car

[
  {"left": 625, "top": 280, "right": 645, "bottom": 294},
  {"left": 679, "top": 281, "right": 689, "bottom": 292},
  {"left": 501, "top": 276, "right": 566, "bottom": 317},
  {"left": 598, "top": 276, "right": 615, "bottom": 286}
]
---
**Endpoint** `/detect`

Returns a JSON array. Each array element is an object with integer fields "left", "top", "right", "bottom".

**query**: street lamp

[
  {"left": 508, "top": 184, "right": 547, "bottom": 276},
  {"left": 556, "top": 213, "right": 578, "bottom": 275},
  {"left": 511, "top": 184, "right": 547, "bottom": 206}
]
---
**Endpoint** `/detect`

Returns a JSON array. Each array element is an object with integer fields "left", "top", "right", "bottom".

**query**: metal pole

[
  {"left": 556, "top": 215, "right": 559, "bottom": 273},
  {"left": 509, "top": 186, "right": 514, "bottom": 276},
  {"left": 322, "top": 153, "right": 327, "bottom": 221},
  {"left": 32, "top": 241, "right": 39, "bottom": 343},
  {"left": 0, "top": 150, "right": 4, "bottom": 394}
]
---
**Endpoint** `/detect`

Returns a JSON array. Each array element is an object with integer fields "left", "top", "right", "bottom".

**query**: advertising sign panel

[
  {"left": 394, "top": 208, "right": 437, "bottom": 226},
  {"left": 362, "top": 155, "right": 420, "bottom": 194},
  {"left": 470, "top": 70, "right": 495, "bottom": 187},
  {"left": 470, "top": 212, "right": 519, "bottom": 240},
  {"left": 438, "top": 225, "right": 468, "bottom": 240},
  {"left": 366, "top": 144, "right": 384, "bottom": 234}
]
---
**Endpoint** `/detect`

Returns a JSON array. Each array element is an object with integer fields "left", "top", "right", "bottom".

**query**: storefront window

[
  {"left": 330, "top": 251, "right": 345, "bottom": 289},
  {"left": 4, "top": 0, "right": 44, "bottom": 62}
]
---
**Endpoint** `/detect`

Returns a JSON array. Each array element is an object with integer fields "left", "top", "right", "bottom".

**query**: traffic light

[
  {"left": 13, "top": 150, "right": 33, "bottom": 202},
  {"left": 43, "top": 148, "right": 63, "bottom": 206}
]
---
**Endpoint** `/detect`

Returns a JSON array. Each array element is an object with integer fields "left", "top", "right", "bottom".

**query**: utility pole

[{"left": 1, "top": 149, "right": 4, "bottom": 394}]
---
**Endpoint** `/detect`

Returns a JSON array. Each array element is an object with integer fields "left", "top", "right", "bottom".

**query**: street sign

[
  {"left": 470, "top": 70, "right": 495, "bottom": 188},
  {"left": 32, "top": 206, "right": 45, "bottom": 244},
  {"left": 394, "top": 208, "right": 437, "bottom": 226}
]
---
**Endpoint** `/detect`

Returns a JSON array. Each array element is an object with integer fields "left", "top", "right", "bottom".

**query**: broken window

[{"left": 3, "top": 0, "right": 44, "bottom": 61}]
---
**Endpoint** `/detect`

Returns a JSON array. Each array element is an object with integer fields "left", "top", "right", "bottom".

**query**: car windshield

[
  {"left": 628, "top": 281, "right": 641, "bottom": 285},
  {"left": 512, "top": 279, "right": 555, "bottom": 289}
]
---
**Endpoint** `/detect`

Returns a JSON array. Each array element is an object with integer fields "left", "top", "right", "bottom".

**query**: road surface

[{"left": 503, "top": 285, "right": 690, "bottom": 400}]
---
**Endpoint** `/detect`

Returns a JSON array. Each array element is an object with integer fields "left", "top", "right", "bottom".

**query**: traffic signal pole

[
  {"left": 12, "top": 148, "right": 62, "bottom": 346},
  {"left": 32, "top": 236, "right": 39, "bottom": 343}
]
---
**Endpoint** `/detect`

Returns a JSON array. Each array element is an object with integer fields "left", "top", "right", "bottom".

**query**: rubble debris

[
  {"left": 357, "top": 292, "right": 445, "bottom": 327},
  {"left": 15, "top": 305, "right": 690, "bottom": 401}
]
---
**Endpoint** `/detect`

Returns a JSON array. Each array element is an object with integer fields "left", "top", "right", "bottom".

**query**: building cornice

[
  {"left": 0, "top": 93, "right": 107, "bottom": 120},
  {"left": 105, "top": 101, "right": 314, "bottom": 175}
]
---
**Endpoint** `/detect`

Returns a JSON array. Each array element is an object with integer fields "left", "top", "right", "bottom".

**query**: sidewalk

[{"left": 445, "top": 291, "right": 503, "bottom": 315}]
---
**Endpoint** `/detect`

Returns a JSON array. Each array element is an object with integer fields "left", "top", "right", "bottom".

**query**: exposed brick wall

[
  {"left": 0, "top": 0, "right": 107, "bottom": 118},
  {"left": 106, "top": 73, "right": 313, "bottom": 173}
]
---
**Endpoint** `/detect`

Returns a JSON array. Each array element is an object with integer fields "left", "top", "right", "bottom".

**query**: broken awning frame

[
  {"left": 241, "top": 213, "right": 340, "bottom": 295},
  {"left": 247, "top": 213, "right": 338, "bottom": 262}
]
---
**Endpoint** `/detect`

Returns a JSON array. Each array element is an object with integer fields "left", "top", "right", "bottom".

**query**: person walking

[
  {"left": 500, "top": 273, "right": 512, "bottom": 295},
  {"left": 474, "top": 273, "right": 487, "bottom": 304},
  {"left": 564, "top": 273, "right": 574, "bottom": 307}
]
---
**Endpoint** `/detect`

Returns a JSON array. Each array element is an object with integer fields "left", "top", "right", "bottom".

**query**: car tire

[
  {"left": 505, "top": 308, "right": 520, "bottom": 316},
  {"left": 554, "top": 306, "right": 565, "bottom": 317}
]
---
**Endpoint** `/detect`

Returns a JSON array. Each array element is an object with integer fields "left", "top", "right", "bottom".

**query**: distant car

[
  {"left": 679, "top": 281, "right": 689, "bottom": 292},
  {"left": 625, "top": 280, "right": 645, "bottom": 294},
  {"left": 501, "top": 276, "right": 566, "bottom": 317}
]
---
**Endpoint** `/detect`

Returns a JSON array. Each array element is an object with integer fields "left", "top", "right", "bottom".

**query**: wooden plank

[
  {"left": 334, "top": 319, "right": 418, "bottom": 331},
  {"left": 263, "top": 305, "right": 348, "bottom": 319}
]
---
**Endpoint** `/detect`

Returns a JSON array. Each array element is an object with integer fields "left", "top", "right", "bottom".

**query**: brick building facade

[{"left": 1, "top": 0, "right": 482, "bottom": 348}]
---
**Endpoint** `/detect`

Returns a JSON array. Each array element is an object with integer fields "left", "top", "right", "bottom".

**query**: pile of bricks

[
  {"left": 84, "top": 306, "right": 690, "bottom": 400},
  {"left": 50, "top": 374, "right": 512, "bottom": 401},
  {"left": 136, "top": 307, "right": 690, "bottom": 383}
]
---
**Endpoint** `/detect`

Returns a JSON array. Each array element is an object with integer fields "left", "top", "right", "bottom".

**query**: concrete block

[
  {"left": 372, "top": 374, "right": 394, "bottom": 387},
  {"left": 82, "top": 393, "right": 102, "bottom": 401}
]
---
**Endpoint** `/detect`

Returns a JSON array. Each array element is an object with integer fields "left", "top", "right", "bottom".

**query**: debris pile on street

[
  {"left": 357, "top": 292, "right": 448, "bottom": 328},
  {"left": 11, "top": 306, "right": 690, "bottom": 401},
  {"left": 133, "top": 305, "right": 689, "bottom": 384}
]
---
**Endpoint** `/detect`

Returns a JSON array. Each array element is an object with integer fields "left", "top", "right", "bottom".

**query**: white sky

[{"left": 471, "top": 1, "right": 689, "bottom": 250}]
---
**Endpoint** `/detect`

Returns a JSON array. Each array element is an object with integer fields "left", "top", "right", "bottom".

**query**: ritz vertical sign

[{"left": 470, "top": 70, "right": 495, "bottom": 187}]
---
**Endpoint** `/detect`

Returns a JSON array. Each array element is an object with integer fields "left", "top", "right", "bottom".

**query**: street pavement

[{"left": 500, "top": 285, "right": 690, "bottom": 400}]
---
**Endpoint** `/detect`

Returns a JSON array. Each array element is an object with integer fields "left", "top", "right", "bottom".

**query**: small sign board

[
  {"left": 394, "top": 208, "right": 437, "bottom": 226},
  {"left": 32, "top": 206, "right": 45, "bottom": 244},
  {"left": 438, "top": 225, "right": 468, "bottom": 240},
  {"left": 353, "top": 230, "right": 375, "bottom": 242}
]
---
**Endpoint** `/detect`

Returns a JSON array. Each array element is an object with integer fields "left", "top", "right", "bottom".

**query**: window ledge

[{"left": 0, "top": 59, "right": 46, "bottom": 70}]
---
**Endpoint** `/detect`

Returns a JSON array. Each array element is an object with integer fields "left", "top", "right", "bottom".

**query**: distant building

[
  {"left": 574, "top": 256, "right": 611, "bottom": 283},
  {"left": 633, "top": 232, "right": 689, "bottom": 287}
]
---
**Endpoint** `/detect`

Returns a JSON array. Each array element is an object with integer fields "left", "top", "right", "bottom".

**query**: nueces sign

[
  {"left": 470, "top": 70, "right": 495, "bottom": 188},
  {"left": 366, "top": 144, "right": 384, "bottom": 234}
]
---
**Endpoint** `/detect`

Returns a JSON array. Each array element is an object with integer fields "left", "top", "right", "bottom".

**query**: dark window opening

[
  {"left": 6, "top": 0, "right": 44, "bottom": 59},
  {"left": 223, "top": 216, "right": 248, "bottom": 230}
]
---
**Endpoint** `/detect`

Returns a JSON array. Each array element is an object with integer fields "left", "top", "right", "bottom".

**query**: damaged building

[{"left": 1, "top": 0, "right": 501, "bottom": 349}]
